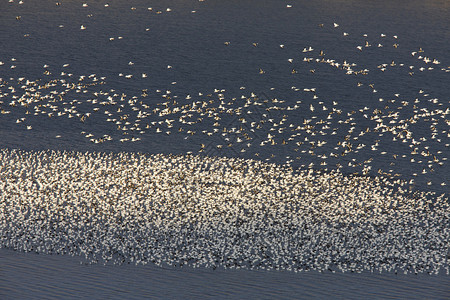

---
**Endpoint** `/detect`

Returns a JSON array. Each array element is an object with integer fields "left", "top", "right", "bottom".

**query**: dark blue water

[
  {"left": 2, "top": 248, "right": 449, "bottom": 299},
  {"left": 1, "top": 1, "right": 449, "bottom": 298},
  {"left": 1, "top": 1, "right": 449, "bottom": 191}
]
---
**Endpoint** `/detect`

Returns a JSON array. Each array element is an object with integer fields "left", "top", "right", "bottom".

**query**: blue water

[
  {"left": 1, "top": 0, "right": 449, "bottom": 298},
  {"left": 1, "top": 1, "right": 449, "bottom": 183},
  {"left": 2, "top": 1, "right": 450, "bottom": 194},
  {"left": 2, "top": 248, "right": 449, "bottom": 299}
]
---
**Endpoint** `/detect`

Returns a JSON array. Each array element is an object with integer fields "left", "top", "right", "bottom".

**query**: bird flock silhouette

[{"left": 0, "top": 0, "right": 449, "bottom": 274}]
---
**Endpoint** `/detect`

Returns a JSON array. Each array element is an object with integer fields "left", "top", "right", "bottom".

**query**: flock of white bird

[
  {"left": 0, "top": 149, "right": 448, "bottom": 274},
  {"left": 1, "top": 0, "right": 449, "bottom": 274},
  {"left": 1, "top": 55, "right": 448, "bottom": 187},
  {"left": 2, "top": 1, "right": 449, "bottom": 188}
]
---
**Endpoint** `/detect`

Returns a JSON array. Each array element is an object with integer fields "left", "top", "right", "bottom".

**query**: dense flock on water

[
  {"left": 1, "top": 0, "right": 449, "bottom": 275},
  {"left": 1, "top": 149, "right": 449, "bottom": 274}
]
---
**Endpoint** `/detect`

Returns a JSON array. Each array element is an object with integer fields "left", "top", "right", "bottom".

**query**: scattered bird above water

[{"left": 0, "top": 3, "right": 449, "bottom": 274}]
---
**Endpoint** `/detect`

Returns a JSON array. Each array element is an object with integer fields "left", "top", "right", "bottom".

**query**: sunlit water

[{"left": 1, "top": 0, "right": 449, "bottom": 298}]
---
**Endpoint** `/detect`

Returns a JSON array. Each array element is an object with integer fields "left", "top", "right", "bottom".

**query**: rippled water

[
  {"left": 1, "top": 0, "right": 449, "bottom": 298},
  {"left": 1, "top": 0, "right": 449, "bottom": 192},
  {"left": 2, "top": 249, "right": 449, "bottom": 299}
]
